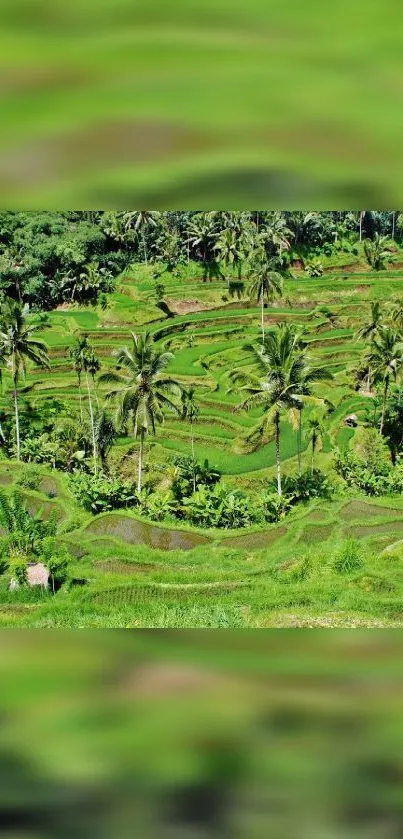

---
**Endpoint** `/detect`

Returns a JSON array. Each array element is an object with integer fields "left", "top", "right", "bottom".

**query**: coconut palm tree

[
  {"left": 69, "top": 336, "right": 99, "bottom": 473},
  {"left": 231, "top": 325, "right": 304, "bottom": 496},
  {"left": 307, "top": 414, "right": 325, "bottom": 474},
  {"left": 357, "top": 301, "right": 383, "bottom": 342},
  {"left": 368, "top": 327, "right": 403, "bottom": 434},
  {"left": 94, "top": 410, "right": 116, "bottom": 474},
  {"left": 214, "top": 220, "right": 253, "bottom": 289},
  {"left": 185, "top": 213, "right": 217, "bottom": 279},
  {"left": 0, "top": 300, "right": 49, "bottom": 461},
  {"left": 364, "top": 234, "right": 390, "bottom": 271},
  {"left": 181, "top": 387, "right": 200, "bottom": 493},
  {"left": 388, "top": 299, "right": 403, "bottom": 332},
  {"left": 356, "top": 301, "right": 383, "bottom": 391},
  {"left": 123, "top": 211, "right": 159, "bottom": 264},
  {"left": 248, "top": 257, "right": 283, "bottom": 345},
  {"left": 259, "top": 212, "right": 293, "bottom": 255},
  {"left": 100, "top": 332, "right": 182, "bottom": 491},
  {"left": 295, "top": 361, "right": 333, "bottom": 476}
]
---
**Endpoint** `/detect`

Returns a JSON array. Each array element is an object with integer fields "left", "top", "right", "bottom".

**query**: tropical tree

[
  {"left": 0, "top": 300, "right": 49, "bottom": 461},
  {"left": 356, "top": 301, "right": 383, "bottom": 391},
  {"left": 94, "top": 410, "right": 116, "bottom": 474},
  {"left": 248, "top": 256, "right": 283, "bottom": 344},
  {"left": 185, "top": 213, "right": 218, "bottom": 279},
  {"left": 367, "top": 327, "right": 403, "bottom": 434},
  {"left": 259, "top": 212, "right": 293, "bottom": 255},
  {"left": 181, "top": 387, "right": 200, "bottom": 493},
  {"left": 388, "top": 298, "right": 403, "bottom": 331},
  {"left": 295, "top": 361, "right": 333, "bottom": 476},
  {"left": 231, "top": 325, "right": 304, "bottom": 496},
  {"left": 123, "top": 211, "right": 159, "bottom": 263},
  {"left": 364, "top": 234, "right": 390, "bottom": 271},
  {"left": 69, "top": 336, "right": 99, "bottom": 473},
  {"left": 100, "top": 332, "right": 182, "bottom": 491},
  {"left": 214, "top": 220, "right": 253, "bottom": 288},
  {"left": 307, "top": 415, "right": 325, "bottom": 474}
]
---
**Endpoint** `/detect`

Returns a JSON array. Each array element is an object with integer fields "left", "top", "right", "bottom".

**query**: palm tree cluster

[
  {"left": 356, "top": 300, "right": 403, "bottom": 434},
  {"left": 230, "top": 324, "right": 333, "bottom": 496}
]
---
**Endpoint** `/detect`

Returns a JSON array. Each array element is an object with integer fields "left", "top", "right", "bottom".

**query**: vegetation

[{"left": 0, "top": 210, "right": 403, "bottom": 625}]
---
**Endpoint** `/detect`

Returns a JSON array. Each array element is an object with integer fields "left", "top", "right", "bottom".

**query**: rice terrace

[{"left": 1, "top": 210, "right": 403, "bottom": 626}]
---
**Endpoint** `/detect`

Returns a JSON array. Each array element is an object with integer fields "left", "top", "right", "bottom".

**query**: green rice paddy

[{"left": 1, "top": 257, "right": 403, "bottom": 626}]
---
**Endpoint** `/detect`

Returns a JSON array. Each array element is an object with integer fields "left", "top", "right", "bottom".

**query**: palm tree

[
  {"left": 389, "top": 299, "right": 403, "bottom": 331},
  {"left": 94, "top": 410, "right": 116, "bottom": 474},
  {"left": 69, "top": 336, "right": 99, "bottom": 473},
  {"left": 307, "top": 415, "right": 325, "bottom": 474},
  {"left": 215, "top": 220, "right": 253, "bottom": 289},
  {"left": 100, "top": 332, "right": 182, "bottom": 491},
  {"left": 248, "top": 257, "right": 283, "bottom": 345},
  {"left": 295, "top": 361, "right": 333, "bottom": 477},
  {"left": 368, "top": 327, "right": 403, "bottom": 434},
  {"left": 181, "top": 387, "right": 200, "bottom": 493},
  {"left": 185, "top": 213, "right": 217, "bottom": 279},
  {"left": 364, "top": 234, "right": 390, "bottom": 271},
  {"left": 259, "top": 212, "right": 293, "bottom": 255},
  {"left": 0, "top": 300, "right": 49, "bottom": 461},
  {"left": 356, "top": 301, "right": 383, "bottom": 391},
  {"left": 124, "top": 211, "right": 159, "bottom": 264},
  {"left": 231, "top": 325, "right": 304, "bottom": 496}
]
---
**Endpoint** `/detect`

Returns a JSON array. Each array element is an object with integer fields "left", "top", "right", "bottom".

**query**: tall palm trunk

[
  {"left": 143, "top": 233, "right": 148, "bottom": 264},
  {"left": 311, "top": 436, "right": 316, "bottom": 475},
  {"left": 137, "top": 432, "right": 144, "bottom": 492},
  {"left": 380, "top": 376, "right": 389, "bottom": 435},
  {"left": 274, "top": 411, "right": 282, "bottom": 497},
  {"left": 85, "top": 371, "right": 98, "bottom": 476},
  {"left": 298, "top": 409, "right": 302, "bottom": 477},
  {"left": 77, "top": 372, "right": 83, "bottom": 423},
  {"left": 260, "top": 291, "right": 265, "bottom": 345},
  {"left": 191, "top": 422, "right": 196, "bottom": 494},
  {"left": 13, "top": 374, "right": 20, "bottom": 461}
]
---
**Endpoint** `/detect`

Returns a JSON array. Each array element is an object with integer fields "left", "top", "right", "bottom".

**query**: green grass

[{"left": 0, "top": 258, "right": 402, "bottom": 625}]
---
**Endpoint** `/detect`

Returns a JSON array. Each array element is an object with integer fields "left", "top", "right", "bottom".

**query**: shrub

[
  {"left": 8, "top": 556, "right": 28, "bottom": 585},
  {"left": 183, "top": 485, "right": 253, "bottom": 529},
  {"left": 282, "top": 470, "right": 331, "bottom": 502},
  {"left": 16, "top": 464, "right": 42, "bottom": 491},
  {"left": 260, "top": 492, "right": 292, "bottom": 523},
  {"left": 172, "top": 456, "right": 221, "bottom": 502},
  {"left": 333, "top": 540, "right": 364, "bottom": 574},
  {"left": 304, "top": 258, "right": 324, "bottom": 277},
  {"left": 334, "top": 428, "right": 395, "bottom": 496},
  {"left": 69, "top": 472, "right": 137, "bottom": 513}
]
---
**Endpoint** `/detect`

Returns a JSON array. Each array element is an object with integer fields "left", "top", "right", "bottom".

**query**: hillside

[{"left": 1, "top": 242, "right": 403, "bottom": 627}]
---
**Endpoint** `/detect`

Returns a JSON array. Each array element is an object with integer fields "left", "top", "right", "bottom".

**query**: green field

[{"left": 1, "top": 245, "right": 403, "bottom": 627}]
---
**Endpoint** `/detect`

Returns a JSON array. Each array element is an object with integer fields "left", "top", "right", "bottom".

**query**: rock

[
  {"left": 345, "top": 414, "right": 358, "bottom": 427},
  {"left": 27, "top": 562, "right": 49, "bottom": 588}
]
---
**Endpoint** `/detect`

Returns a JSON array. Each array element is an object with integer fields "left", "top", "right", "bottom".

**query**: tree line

[{"left": 1, "top": 210, "right": 403, "bottom": 310}]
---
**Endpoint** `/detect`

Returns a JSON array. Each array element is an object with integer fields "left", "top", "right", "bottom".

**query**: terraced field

[
  {"left": 1, "top": 462, "right": 403, "bottom": 627},
  {"left": 17, "top": 260, "right": 403, "bottom": 482},
  {"left": 0, "top": 257, "right": 402, "bottom": 626}
]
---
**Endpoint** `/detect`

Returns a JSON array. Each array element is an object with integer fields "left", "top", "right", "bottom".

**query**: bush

[
  {"left": 334, "top": 428, "right": 396, "bottom": 496},
  {"left": 304, "top": 258, "right": 324, "bottom": 277},
  {"left": 69, "top": 472, "right": 137, "bottom": 513},
  {"left": 16, "top": 464, "right": 42, "bottom": 491},
  {"left": 172, "top": 456, "right": 221, "bottom": 502},
  {"left": 282, "top": 470, "right": 332, "bottom": 502},
  {"left": 8, "top": 556, "right": 28, "bottom": 585},
  {"left": 333, "top": 540, "right": 364, "bottom": 574},
  {"left": 183, "top": 485, "right": 253, "bottom": 529},
  {"left": 260, "top": 492, "right": 292, "bottom": 523}
]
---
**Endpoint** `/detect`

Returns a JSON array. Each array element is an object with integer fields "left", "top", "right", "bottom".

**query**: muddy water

[{"left": 85, "top": 514, "right": 211, "bottom": 551}]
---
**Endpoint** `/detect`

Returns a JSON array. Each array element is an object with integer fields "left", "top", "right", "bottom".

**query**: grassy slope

[{"left": 1, "top": 249, "right": 403, "bottom": 626}]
